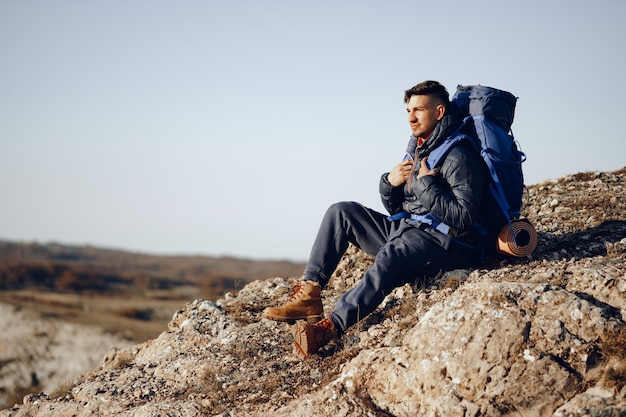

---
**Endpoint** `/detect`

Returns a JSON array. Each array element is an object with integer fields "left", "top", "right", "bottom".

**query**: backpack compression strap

[
  {"left": 386, "top": 211, "right": 451, "bottom": 235},
  {"left": 473, "top": 114, "right": 525, "bottom": 220}
]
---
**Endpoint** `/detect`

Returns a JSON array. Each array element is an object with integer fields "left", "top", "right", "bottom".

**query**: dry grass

[
  {"left": 599, "top": 327, "right": 626, "bottom": 392},
  {"left": 47, "top": 379, "right": 77, "bottom": 401}
]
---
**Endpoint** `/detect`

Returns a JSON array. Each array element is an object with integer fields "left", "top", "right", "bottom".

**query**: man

[{"left": 263, "top": 80, "right": 488, "bottom": 358}]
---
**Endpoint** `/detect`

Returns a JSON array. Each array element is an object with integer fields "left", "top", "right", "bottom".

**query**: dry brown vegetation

[{"left": 0, "top": 242, "right": 305, "bottom": 341}]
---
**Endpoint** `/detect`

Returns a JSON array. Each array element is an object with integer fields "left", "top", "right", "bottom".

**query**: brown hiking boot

[
  {"left": 262, "top": 281, "right": 323, "bottom": 323},
  {"left": 291, "top": 317, "right": 337, "bottom": 359}
]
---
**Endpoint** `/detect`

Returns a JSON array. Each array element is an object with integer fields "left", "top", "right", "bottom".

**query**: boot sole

[
  {"left": 262, "top": 313, "right": 322, "bottom": 324},
  {"left": 291, "top": 322, "right": 313, "bottom": 359}
]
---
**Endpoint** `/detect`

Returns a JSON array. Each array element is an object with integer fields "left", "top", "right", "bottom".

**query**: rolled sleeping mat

[{"left": 496, "top": 219, "right": 538, "bottom": 257}]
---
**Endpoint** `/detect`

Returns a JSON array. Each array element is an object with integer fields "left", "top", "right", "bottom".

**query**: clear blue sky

[{"left": 1, "top": 1, "right": 625, "bottom": 261}]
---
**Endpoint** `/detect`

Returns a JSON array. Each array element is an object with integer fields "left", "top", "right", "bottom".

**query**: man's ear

[{"left": 436, "top": 104, "right": 446, "bottom": 120}]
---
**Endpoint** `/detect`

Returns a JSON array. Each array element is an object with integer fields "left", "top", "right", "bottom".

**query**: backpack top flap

[{"left": 453, "top": 85, "right": 517, "bottom": 132}]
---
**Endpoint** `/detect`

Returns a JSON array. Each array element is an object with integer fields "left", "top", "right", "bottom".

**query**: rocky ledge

[{"left": 2, "top": 168, "right": 625, "bottom": 417}]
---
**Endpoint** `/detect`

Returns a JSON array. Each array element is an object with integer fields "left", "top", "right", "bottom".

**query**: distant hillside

[
  {"left": 0, "top": 242, "right": 306, "bottom": 344},
  {"left": 0, "top": 241, "right": 306, "bottom": 297}
]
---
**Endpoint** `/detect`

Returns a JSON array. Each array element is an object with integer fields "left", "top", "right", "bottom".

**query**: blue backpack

[{"left": 427, "top": 85, "right": 534, "bottom": 257}]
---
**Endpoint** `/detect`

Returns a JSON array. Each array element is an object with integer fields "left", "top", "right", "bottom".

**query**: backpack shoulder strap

[{"left": 426, "top": 118, "right": 479, "bottom": 169}]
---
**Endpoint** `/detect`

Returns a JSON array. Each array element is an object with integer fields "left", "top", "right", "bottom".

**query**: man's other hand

[{"left": 417, "top": 157, "right": 440, "bottom": 179}]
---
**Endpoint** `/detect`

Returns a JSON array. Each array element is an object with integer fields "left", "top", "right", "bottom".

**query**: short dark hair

[{"left": 404, "top": 80, "right": 450, "bottom": 106}]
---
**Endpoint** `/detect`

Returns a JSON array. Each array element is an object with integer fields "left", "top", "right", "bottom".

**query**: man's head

[{"left": 404, "top": 80, "right": 450, "bottom": 139}]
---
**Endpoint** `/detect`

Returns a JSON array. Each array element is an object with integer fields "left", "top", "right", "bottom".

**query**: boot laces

[
  {"left": 312, "top": 318, "right": 335, "bottom": 341},
  {"left": 285, "top": 282, "right": 305, "bottom": 304}
]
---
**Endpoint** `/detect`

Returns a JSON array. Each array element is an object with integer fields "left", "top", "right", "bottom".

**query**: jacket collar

[{"left": 417, "top": 103, "right": 464, "bottom": 157}]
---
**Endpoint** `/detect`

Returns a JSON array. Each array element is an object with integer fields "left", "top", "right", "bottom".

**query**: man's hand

[
  {"left": 387, "top": 159, "right": 413, "bottom": 186},
  {"left": 417, "top": 157, "right": 440, "bottom": 179}
]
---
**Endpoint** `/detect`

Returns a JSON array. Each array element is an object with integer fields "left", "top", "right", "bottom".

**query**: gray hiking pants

[{"left": 303, "top": 201, "right": 477, "bottom": 334}]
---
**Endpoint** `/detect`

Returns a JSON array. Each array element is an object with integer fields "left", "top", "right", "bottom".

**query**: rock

[
  {"left": 1, "top": 167, "right": 625, "bottom": 416},
  {"left": 272, "top": 282, "right": 625, "bottom": 417}
]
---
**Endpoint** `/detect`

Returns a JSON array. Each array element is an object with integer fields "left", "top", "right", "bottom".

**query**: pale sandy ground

[{"left": 0, "top": 302, "right": 134, "bottom": 409}]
